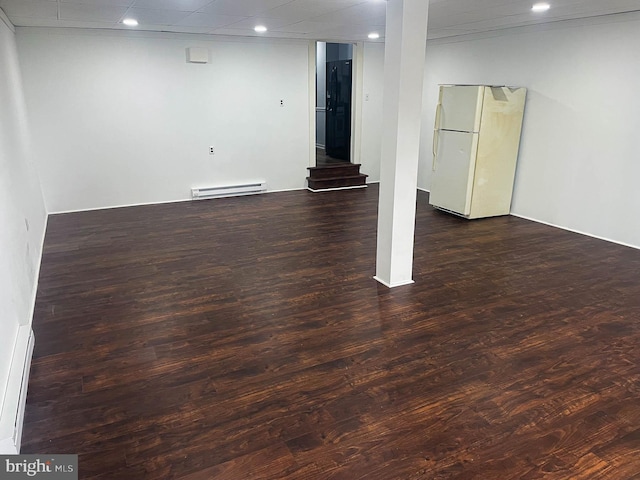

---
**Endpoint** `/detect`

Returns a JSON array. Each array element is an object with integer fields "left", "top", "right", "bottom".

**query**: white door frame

[
  {"left": 308, "top": 41, "right": 364, "bottom": 167},
  {"left": 307, "top": 41, "right": 317, "bottom": 167}
]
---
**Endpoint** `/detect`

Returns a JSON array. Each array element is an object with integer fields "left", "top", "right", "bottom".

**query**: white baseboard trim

[
  {"left": 49, "top": 185, "right": 432, "bottom": 215},
  {"left": 357, "top": 181, "right": 427, "bottom": 190},
  {"left": 307, "top": 185, "right": 368, "bottom": 193},
  {"left": 510, "top": 213, "right": 640, "bottom": 251},
  {"left": 373, "top": 276, "right": 415, "bottom": 289},
  {"left": 0, "top": 327, "right": 35, "bottom": 454},
  {"left": 264, "top": 187, "right": 307, "bottom": 194},
  {"left": 49, "top": 188, "right": 313, "bottom": 215},
  {"left": 51, "top": 197, "right": 194, "bottom": 215},
  {"left": 315, "top": 144, "right": 325, "bottom": 149}
]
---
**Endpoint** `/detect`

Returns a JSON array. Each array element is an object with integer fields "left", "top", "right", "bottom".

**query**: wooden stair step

[
  {"left": 307, "top": 163, "right": 362, "bottom": 170},
  {"left": 307, "top": 174, "right": 368, "bottom": 182},
  {"left": 307, "top": 164, "right": 363, "bottom": 179},
  {"left": 307, "top": 174, "right": 368, "bottom": 190}
]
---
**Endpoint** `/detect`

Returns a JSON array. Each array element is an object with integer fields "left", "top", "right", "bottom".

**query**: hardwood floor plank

[
  {"left": 22, "top": 185, "right": 640, "bottom": 478},
  {"left": 175, "top": 442, "right": 296, "bottom": 480}
]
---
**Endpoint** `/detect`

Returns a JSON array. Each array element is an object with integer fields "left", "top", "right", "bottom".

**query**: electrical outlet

[
  {"left": 209, "top": 146, "right": 215, "bottom": 155},
  {"left": 365, "top": 93, "right": 370, "bottom": 101}
]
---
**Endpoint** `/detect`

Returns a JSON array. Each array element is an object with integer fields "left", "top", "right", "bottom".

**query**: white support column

[{"left": 374, "top": 0, "right": 429, "bottom": 288}]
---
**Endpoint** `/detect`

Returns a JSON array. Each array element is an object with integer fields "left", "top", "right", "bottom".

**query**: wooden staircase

[{"left": 306, "top": 163, "right": 368, "bottom": 191}]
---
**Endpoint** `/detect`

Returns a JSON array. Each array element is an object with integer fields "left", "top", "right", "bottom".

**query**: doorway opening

[
  {"left": 306, "top": 41, "right": 367, "bottom": 191},
  {"left": 316, "top": 42, "right": 353, "bottom": 166}
]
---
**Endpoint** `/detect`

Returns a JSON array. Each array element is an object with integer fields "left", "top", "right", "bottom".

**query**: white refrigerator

[{"left": 430, "top": 85, "right": 527, "bottom": 219}]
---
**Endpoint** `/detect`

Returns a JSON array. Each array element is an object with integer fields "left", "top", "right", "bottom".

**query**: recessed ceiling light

[
  {"left": 122, "top": 18, "right": 139, "bottom": 26},
  {"left": 531, "top": 3, "right": 550, "bottom": 12},
  {"left": 254, "top": 25, "right": 267, "bottom": 33},
  {"left": 368, "top": 32, "right": 380, "bottom": 39}
]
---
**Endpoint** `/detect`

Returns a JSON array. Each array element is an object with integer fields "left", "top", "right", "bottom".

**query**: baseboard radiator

[
  {"left": 191, "top": 182, "right": 267, "bottom": 200},
  {"left": 0, "top": 327, "right": 34, "bottom": 454}
]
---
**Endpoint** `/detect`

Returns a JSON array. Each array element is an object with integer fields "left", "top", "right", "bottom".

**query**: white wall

[
  {"left": 16, "top": 28, "right": 312, "bottom": 213},
  {"left": 19, "top": 14, "right": 640, "bottom": 248},
  {"left": 420, "top": 12, "right": 640, "bottom": 248},
  {"left": 359, "top": 42, "right": 384, "bottom": 183},
  {"left": 0, "top": 10, "right": 46, "bottom": 445}
]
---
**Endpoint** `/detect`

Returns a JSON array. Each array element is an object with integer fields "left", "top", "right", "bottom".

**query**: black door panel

[{"left": 325, "top": 60, "right": 352, "bottom": 162}]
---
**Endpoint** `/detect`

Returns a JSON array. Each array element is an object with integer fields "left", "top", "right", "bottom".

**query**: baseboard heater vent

[{"left": 191, "top": 182, "right": 266, "bottom": 200}]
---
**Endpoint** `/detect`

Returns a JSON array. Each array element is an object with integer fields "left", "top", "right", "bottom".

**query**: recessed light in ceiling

[
  {"left": 122, "top": 18, "right": 139, "bottom": 26},
  {"left": 368, "top": 32, "right": 380, "bottom": 39},
  {"left": 254, "top": 25, "right": 267, "bottom": 33},
  {"left": 531, "top": 3, "right": 550, "bottom": 12}
]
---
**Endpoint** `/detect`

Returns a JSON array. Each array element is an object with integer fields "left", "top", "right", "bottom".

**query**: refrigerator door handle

[
  {"left": 432, "top": 103, "right": 442, "bottom": 170},
  {"left": 432, "top": 130, "right": 439, "bottom": 171}
]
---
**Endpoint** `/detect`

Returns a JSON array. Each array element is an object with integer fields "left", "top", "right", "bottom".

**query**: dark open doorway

[
  {"left": 316, "top": 42, "right": 353, "bottom": 166},
  {"left": 307, "top": 42, "right": 367, "bottom": 191}
]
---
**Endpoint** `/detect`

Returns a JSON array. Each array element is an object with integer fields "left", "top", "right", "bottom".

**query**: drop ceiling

[{"left": 1, "top": 0, "right": 639, "bottom": 41}]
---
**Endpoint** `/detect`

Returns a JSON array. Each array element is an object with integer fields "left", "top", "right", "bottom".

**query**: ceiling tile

[
  {"left": 8, "top": 15, "right": 117, "bottom": 27},
  {"left": 310, "top": 2, "right": 387, "bottom": 25},
  {"left": 0, "top": 0, "right": 57, "bottom": 19},
  {"left": 427, "top": 28, "right": 480, "bottom": 40},
  {"left": 3, "top": 0, "right": 640, "bottom": 42},
  {"left": 6, "top": 16, "right": 61, "bottom": 26},
  {"left": 429, "top": 0, "right": 511, "bottom": 17},
  {"left": 123, "top": 7, "right": 192, "bottom": 25},
  {"left": 432, "top": 11, "right": 504, "bottom": 29},
  {"left": 212, "top": 27, "right": 311, "bottom": 39},
  {"left": 260, "top": 1, "right": 349, "bottom": 22},
  {"left": 221, "top": 16, "right": 301, "bottom": 31},
  {"left": 60, "top": 0, "right": 135, "bottom": 7},
  {"left": 286, "top": 0, "right": 368, "bottom": 15},
  {"left": 143, "top": 24, "right": 214, "bottom": 33},
  {"left": 131, "top": 0, "right": 212, "bottom": 10},
  {"left": 177, "top": 12, "right": 247, "bottom": 28},
  {"left": 540, "top": 0, "right": 640, "bottom": 20},
  {"left": 208, "top": 27, "right": 260, "bottom": 36},
  {"left": 320, "top": 23, "right": 381, "bottom": 37},
  {"left": 451, "top": 13, "right": 553, "bottom": 31},
  {"left": 59, "top": 3, "right": 130, "bottom": 21},
  {"left": 198, "top": 0, "right": 292, "bottom": 17},
  {"left": 271, "top": 20, "right": 341, "bottom": 34}
]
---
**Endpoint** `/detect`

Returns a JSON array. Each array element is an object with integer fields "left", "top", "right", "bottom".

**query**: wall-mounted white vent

[
  {"left": 191, "top": 182, "right": 267, "bottom": 200},
  {"left": 186, "top": 47, "right": 209, "bottom": 64}
]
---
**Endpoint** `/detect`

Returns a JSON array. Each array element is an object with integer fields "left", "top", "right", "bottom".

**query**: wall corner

[{"left": 0, "top": 7, "right": 15, "bottom": 33}]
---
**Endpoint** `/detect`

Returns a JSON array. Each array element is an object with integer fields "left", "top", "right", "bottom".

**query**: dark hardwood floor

[{"left": 23, "top": 185, "right": 640, "bottom": 479}]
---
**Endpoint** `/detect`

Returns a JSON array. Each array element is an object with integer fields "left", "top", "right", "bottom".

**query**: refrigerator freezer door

[
  {"left": 430, "top": 130, "right": 479, "bottom": 216},
  {"left": 438, "top": 85, "right": 484, "bottom": 133}
]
